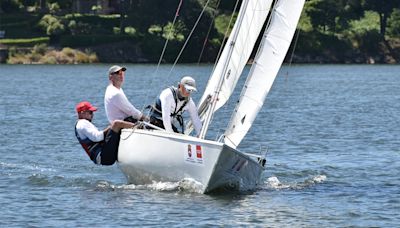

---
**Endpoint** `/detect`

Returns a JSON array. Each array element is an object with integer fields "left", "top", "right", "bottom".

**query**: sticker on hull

[{"left": 184, "top": 144, "right": 204, "bottom": 166}]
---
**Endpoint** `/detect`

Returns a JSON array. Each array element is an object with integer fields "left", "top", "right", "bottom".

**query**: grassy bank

[{"left": 6, "top": 44, "right": 98, "bottom": 64}]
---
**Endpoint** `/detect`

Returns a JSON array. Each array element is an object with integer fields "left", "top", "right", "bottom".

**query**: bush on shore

[{"left": 7, "top": 44, "right": 98, "bottom": 64}]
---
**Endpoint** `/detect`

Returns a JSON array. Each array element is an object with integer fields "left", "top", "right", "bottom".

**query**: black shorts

[
  {"left": 124, "top": 116, "right": 138, "bottom": 123},
  {"left": 100, "top": 130, "right": 120, "bottom": 165}
]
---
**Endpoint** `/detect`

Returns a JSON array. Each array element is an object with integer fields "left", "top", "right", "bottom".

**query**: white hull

[{"left": 118, "top": 129, "right": 265, "bottom": 193}]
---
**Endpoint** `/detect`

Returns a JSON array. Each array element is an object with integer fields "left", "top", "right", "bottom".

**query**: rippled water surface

[{"left": 0, "top": 64, "right": 399, "bottom": 227}]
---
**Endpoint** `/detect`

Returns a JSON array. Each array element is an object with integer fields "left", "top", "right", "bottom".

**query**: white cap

[
  {"left": 108, "top": 65, "right": 126, "bottom": 75},
  {"left": 180, "top": 76, "right": 197, "bottom": 92}
]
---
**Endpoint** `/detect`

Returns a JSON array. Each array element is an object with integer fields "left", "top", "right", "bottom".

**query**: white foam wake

[
  {"left": 266, "top": 176, "right": 291, "bottom": 189},
  {"left": 266, "top": 175, "right": 327, "bottom": 190},
  {"left": 97, "top": 178, "right": 204, "bottom": 193}
]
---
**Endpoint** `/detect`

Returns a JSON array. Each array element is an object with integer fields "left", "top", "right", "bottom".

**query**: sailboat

[{"left": 118, "top": 0, "right": 305, "bottom": 194}]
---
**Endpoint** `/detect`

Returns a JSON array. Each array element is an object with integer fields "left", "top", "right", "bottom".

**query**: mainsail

[
  {"left": 117, "top": 0, "right": 307, "bottom": 194},
  {"left": 196, "top": 0, "right": 273, "bottom": 137},
  {"left": 223, "top": 0, "right": 305, "bottom": 148}
]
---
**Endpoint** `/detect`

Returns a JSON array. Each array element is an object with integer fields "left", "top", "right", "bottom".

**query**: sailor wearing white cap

[
  {"left": 149, "top": 76, "right": 202, "bottom": 136},
  {"left": 104, "top": 65, "right": 147, "bottom": 124}
]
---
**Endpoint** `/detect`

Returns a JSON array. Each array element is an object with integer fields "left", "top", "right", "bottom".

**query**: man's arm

[
  {"left": 187, "top": 99, "right": 202, "bottom": 136},
  {"left": 160, "top": 90, "right": 174, "bottom": 132},
  {"left": 115, "top": 90, "right": 142, "bottom": 120},
  {"left": 78, "top": 120, "right": 104, "bottom": 142}
]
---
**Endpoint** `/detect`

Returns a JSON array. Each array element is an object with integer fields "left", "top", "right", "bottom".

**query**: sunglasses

[
  {"left": 80, "top": 110, "right": 93, "bottom": 115},
  {"left": 112, "top": 70, "right": 123, "bottom": 75},
  {"left": 183, "top": 86, "right": 194, "bottom": 93}
]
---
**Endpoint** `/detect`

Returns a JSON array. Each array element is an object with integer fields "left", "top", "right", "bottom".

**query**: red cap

[{"left": 76, "top": 101, "right": 98, "bottom": 113}]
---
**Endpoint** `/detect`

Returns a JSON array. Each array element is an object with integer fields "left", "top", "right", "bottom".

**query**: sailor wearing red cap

[{"left": 74, "top": 101, "right": 135, "bottom": 165}]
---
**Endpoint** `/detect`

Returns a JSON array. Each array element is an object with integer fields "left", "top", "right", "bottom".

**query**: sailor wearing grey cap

[
  {"left": 148, "top": 76, "right": 202, "bottom": 136},
  {"left": 104, "top": 65, "right": 147, "bottom": 124}
]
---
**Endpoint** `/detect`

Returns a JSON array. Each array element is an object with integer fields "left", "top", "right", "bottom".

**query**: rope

[
  {"left": 209, "top": 0, "right": 241, "bottom": 77},
  {"left": 285, "top": 26, "right": 301, "bottom": 80},
  {"left": 197, "top": 16, "right": 214, "bottom": 64},
  {"left": 120, "top": 121, "right": 167, "bottom": 140},
  {"left": 166, "top": 0, "right": 212, "bottom": 78},
  {"left": 209, "top": 0, "right": 264, "bottom": 136},
  {"left": 197, "top": 0, "right": 221, "bottom": 65},
  {"left": 217, "top": 0, "right": 260, "bottom": 119},
  {"left": 285, "top": 0, "right": 303, "bottom": 80},
  {"left": 120, "top": 126, "right": 137, "bottom": 140},
  {"left": 219, "top": 0, "right": 275, "bottom": 138},
  {"left": 155, "top": 0, "right": 183, "bottom": 76},
  {"left": 140, "top": 0, "right": 183, "bottom": 113},
  {"left": 184, "top": 0, "right": 241, "bottom": 136}
]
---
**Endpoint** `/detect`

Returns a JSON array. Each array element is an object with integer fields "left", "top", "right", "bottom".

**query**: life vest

[
  {"left": 74, "top": 123, "right": 103, "bottom": 164},
  {"left": 149, "top": 86, "right": 188, "bottom": 133}
]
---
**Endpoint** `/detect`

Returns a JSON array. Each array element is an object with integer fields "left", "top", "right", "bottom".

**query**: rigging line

[
  {"left": 218, "top": 0, "right": 266, "bottom": 120},
  {"left": 140, "top": 0, "right": 183, "bottom": 113},
  {"left": 155, "top": 0, "right": 183, "bottom": 76},
  {"left": 285, "top": 0, "right": 303, "bottom": 80},
  {"left": 285, "top": 26, "right": 301, "bottom": 81},
  {"left": 197, "top": 0, "right": 221, "bottom": 65},
  {"left": 184, "top": 0, "right": 241, "bottom": 136},
  {"left": 213, "top": 0, "right": 267, "bottom": 139},
  {"left": 166, "top": 0, "right": 212, "bottom": 78},
  {"left": 200, "top": 0, "right": 250, "bottom": 139},
  {"left": 209, "top": 0, "right": 241, "bottom": 79},
  {"left": 222, "top": 0, "right": 276, "bottom": 142}
]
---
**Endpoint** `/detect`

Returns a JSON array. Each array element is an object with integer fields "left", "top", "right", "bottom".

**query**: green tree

[
  {"left": 163, "top": 20, "right": 186, "bottom": 41},
  {"left": 38, "top": 14, "right": 65, "bottom": 35},
  {"left": 387, "top": 8, "right": 400, "bottom": 37},
  {"left": 363, "top": 0, "right": 400, "bottom": 37},
  {"left": 305, "top": 0, "right": 363, "bottom": 33}
]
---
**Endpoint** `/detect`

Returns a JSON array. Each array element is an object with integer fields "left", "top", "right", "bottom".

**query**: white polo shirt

[
  {"left": 104, "top": 84, "right": 142, "bottom": 123},
  {"left": 75, "top": 119, "right": 104, "bottom": 142}
]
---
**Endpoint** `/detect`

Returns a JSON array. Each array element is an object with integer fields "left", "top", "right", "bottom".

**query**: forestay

[
  {"left": 117, "top": 0, "right": 306, "bottom": 194},
  {"left": 195, "top": 0, "right": 273, "bottom": 136},
  {"left": 224, "top": 0, "right": 305, "bottom": 148}
]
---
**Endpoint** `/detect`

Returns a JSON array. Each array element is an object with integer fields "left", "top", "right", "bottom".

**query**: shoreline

[{"left": 1, "top": 42, "right": 399, "bottom": 65}]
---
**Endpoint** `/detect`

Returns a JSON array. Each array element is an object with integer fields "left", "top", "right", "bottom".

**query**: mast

[
  {"left": 199, "top": 0, "right": 250, "bottom": 139},
  {"left": 224, "top": 0, "right": 306, "bottom": 148},
  {"left": 185, "top": 0, "right": 273, "bottom": 136}
]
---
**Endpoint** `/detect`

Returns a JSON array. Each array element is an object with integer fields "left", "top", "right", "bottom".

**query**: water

[{"left": 0, "top": 64, "right": 399, "bottom": 227}]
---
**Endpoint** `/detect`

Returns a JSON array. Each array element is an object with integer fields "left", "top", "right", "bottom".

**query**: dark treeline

[{"left": 0, "top": 0, "right": 399, "bottom": 64}]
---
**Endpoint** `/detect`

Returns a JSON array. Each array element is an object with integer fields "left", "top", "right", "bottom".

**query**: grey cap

[
  {"left": 180, "top": 76, "right": 197, "bottom": 92},
  {"left": 108, "top": 65, "right": 126, "bottom": 75}
]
